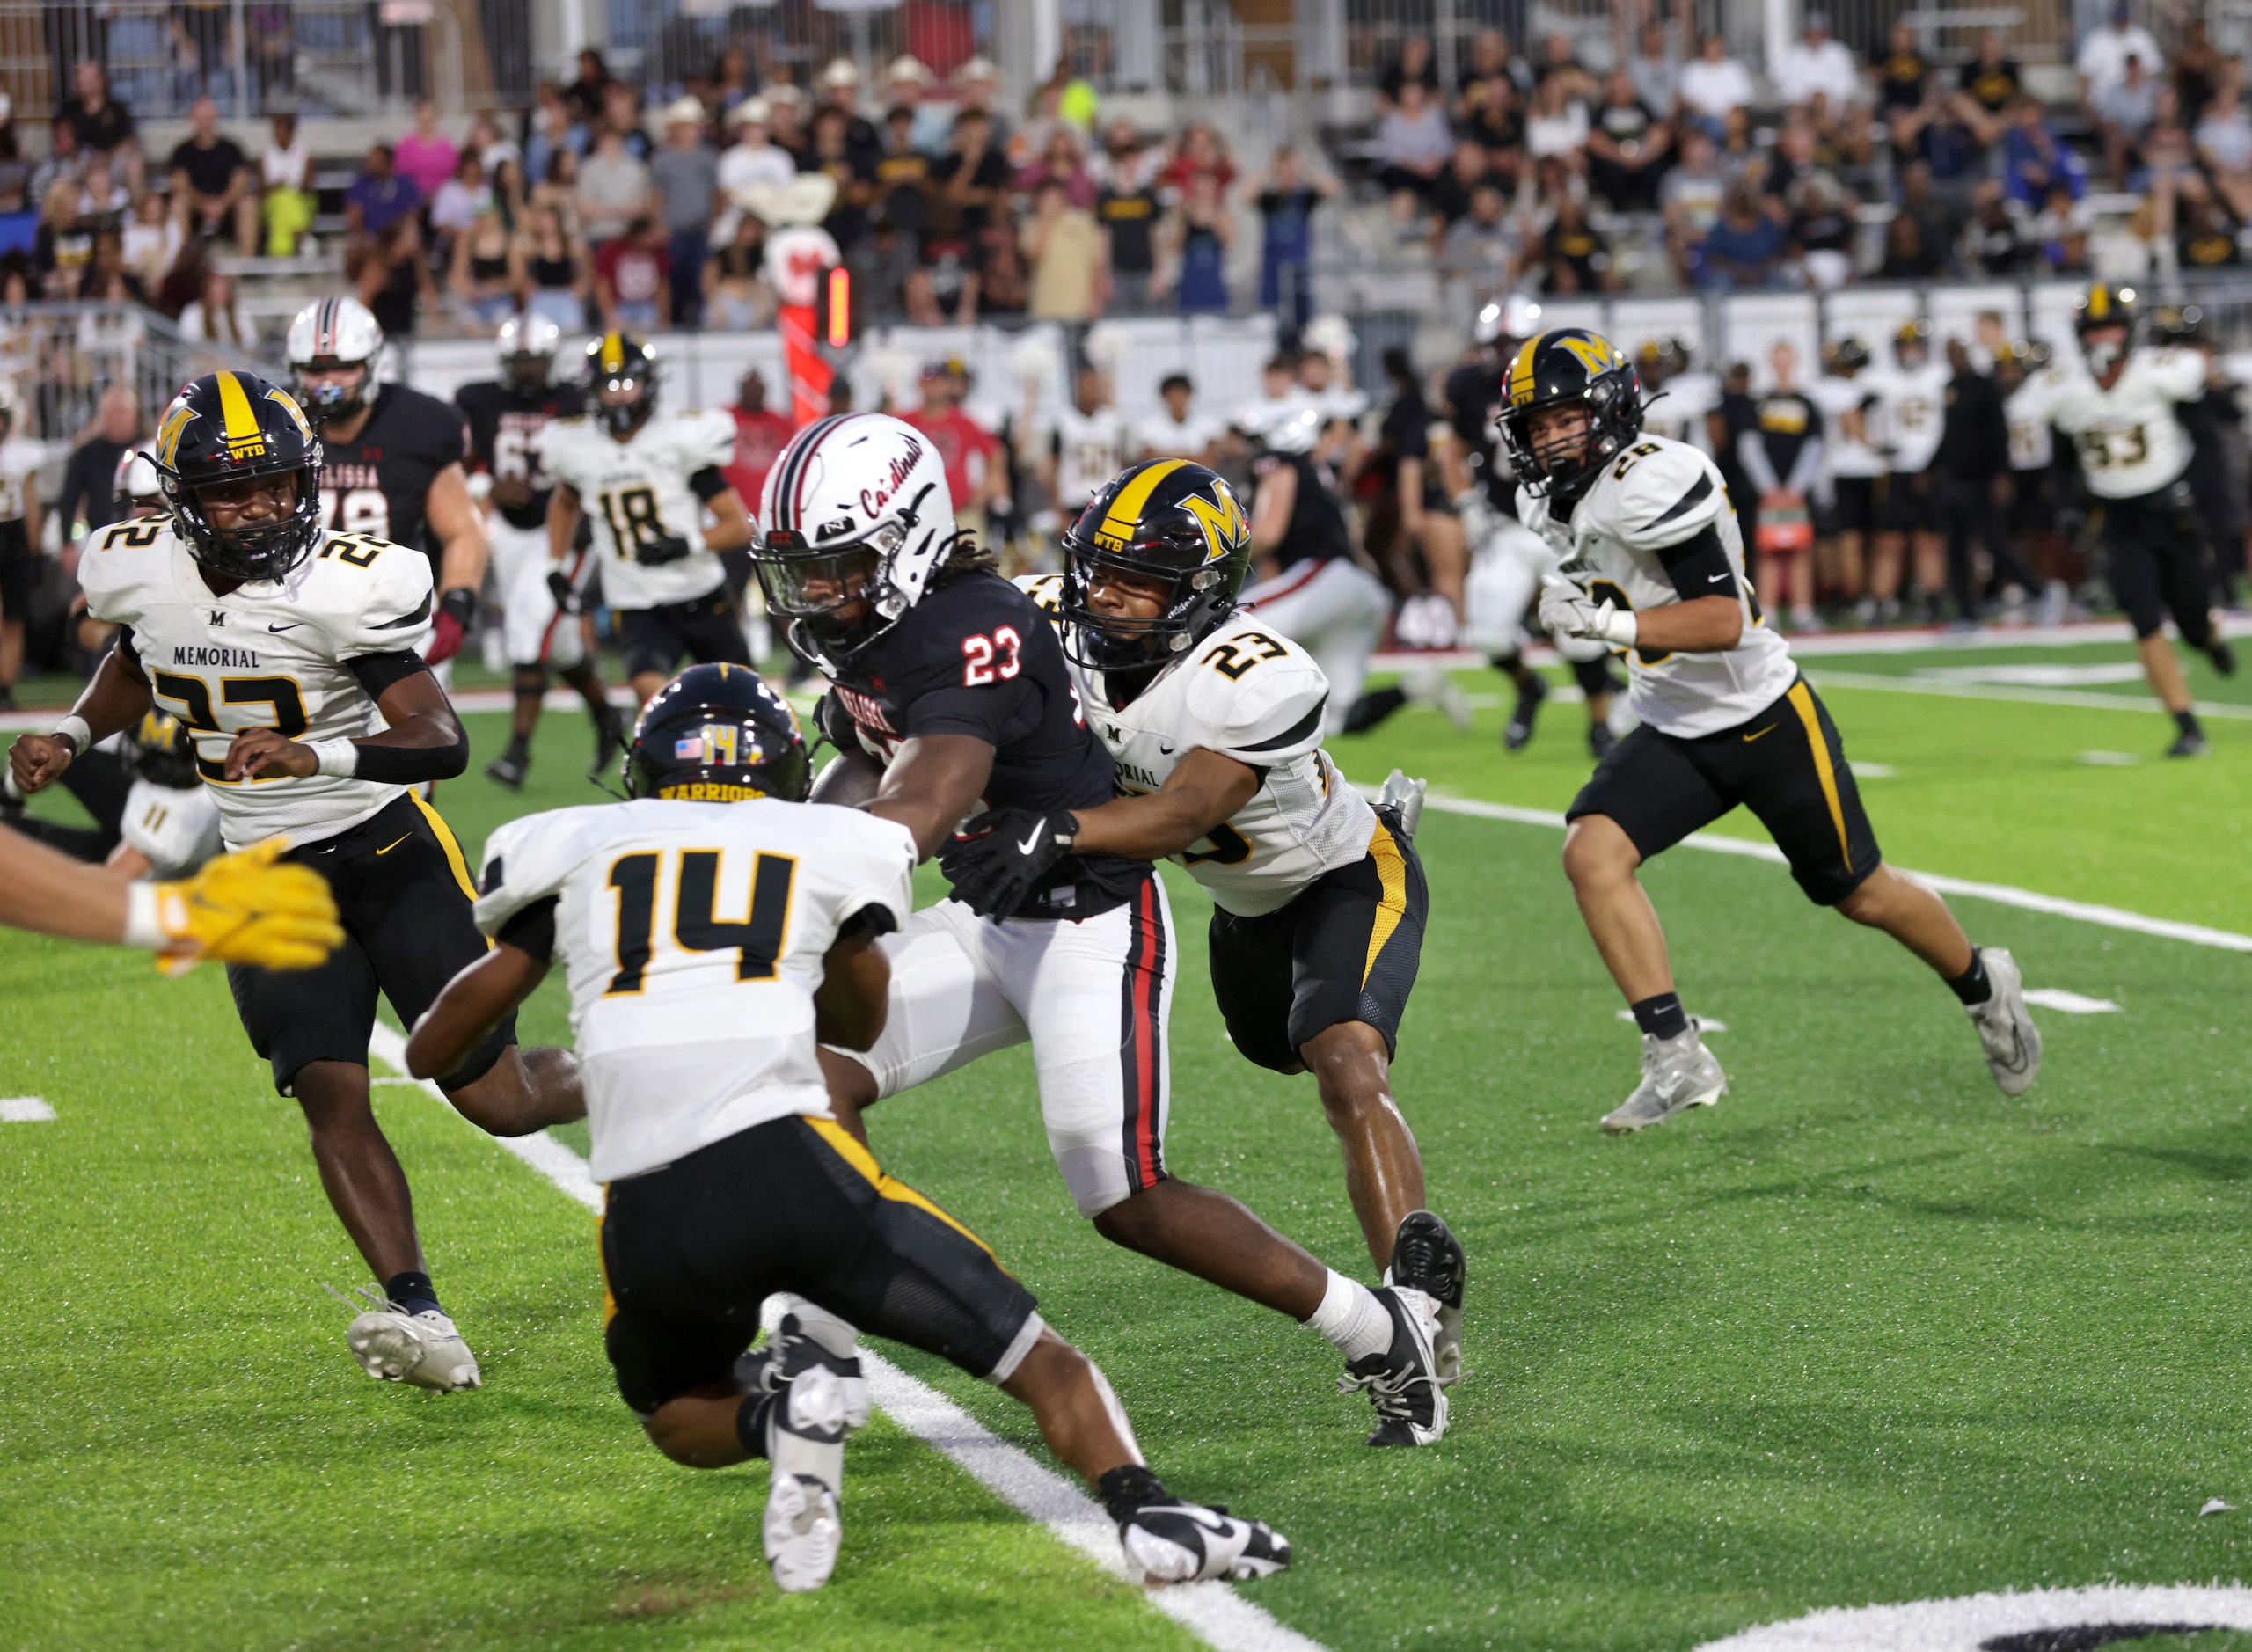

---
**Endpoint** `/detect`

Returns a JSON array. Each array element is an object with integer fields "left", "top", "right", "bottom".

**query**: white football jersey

[
  {"left": 0, "top": 435, "right": 47, "bottom": 520},
  {"left": 119, "top": 776, "right": 223, "bottom": 878},
  {"left": 1517, "top": 435, "right": 1797, "bottom": 739},
  {"left": 2005, "top": 389, "right": 2054, "bottom": 471},
  {"left": 538, "top": 408, "right": 735, "bottom": 611},
  {"left": 2008, "top": 347, "right": 2203, "bottom": 500},
  {"left": 1136, "top": 410, "right": 1224, "bottom": 463},
  {"left": 1050, "top": 406, "right": 1135, "bottom": 513},
  {"left": 1641, "top": 370, "right": 1719, "bottom": 450},
  {"left": 475, "top": 798, "right": 917, "bottom": 1181},
  {"left": 1808, "top": 374, "right": 1885, "bottom": 478},
  {"left": 1861, "top": 361, "right": 1949, "bottom": 473},
  {"left": 1022, "top": 578, "right": 1375, "bottom": 917},
  {"left": 77, "top": 517, "right": 435, "bottom": 848}
]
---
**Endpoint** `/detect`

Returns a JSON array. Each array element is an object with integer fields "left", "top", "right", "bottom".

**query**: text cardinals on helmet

[{"left": 749, "top": 412, "right": 956, "bottom": 670}]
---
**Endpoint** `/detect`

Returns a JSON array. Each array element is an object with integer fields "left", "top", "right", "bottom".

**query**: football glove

[
  {"left": 425, "top": 587, "right": 477, "bottom": 665},
  {"left": 639, "top": 531, "right": 693, "bottom": 566},
  {"left": 1538, "top": 575, "right": 1637, "bottom": 647},
  {"left": 938, "top": 806, "right": 1079, "bottom": 919},
  {"left": 546, "top": 568, "right": 580, "bottom": 616},
  {"left": 143, "top": 837, "right": 343, "bottom": 976},
  {"left": 811, "top": 691, "right": 860, "bottom": 755}
]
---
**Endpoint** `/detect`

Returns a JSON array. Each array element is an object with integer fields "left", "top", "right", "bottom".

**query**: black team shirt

[
  {"left": 455, "top": 378, "right": 586, "bottom": 531},
  {"left": 317, "top": 383, "right": 471, "bottom": 580}
]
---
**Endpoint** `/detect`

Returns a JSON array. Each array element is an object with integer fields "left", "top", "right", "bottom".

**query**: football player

[
  {"left": 1809, "top": 339, "right": 1882, "bottom": 620},
  {"left": 402, "top": 666, "right": 1291, "bottom": 1594},
  {"left": 455, "top": 313, "right": 625, "bottom": 790},
  {"left": 753, "top": 413, "right": 1449, "bottom": 1447},
  {"left": 1861, "top": 320, "right": 1949, "bottom": 625},
  {"left": 10, "top": 371, "right": 585, "bottom": 1391},
  {"left": 542, "top": 333, "right": 754, "bottom": 705},
  {"left": 287, "top": 296, "right": 488, "bottom": 681},
  {"left": 1499, "top": 330, "right": 2041, "bottom": 1131},
  {"left": 956, "top": 460, "right": 1467, "bottom": 1386},
  {"left": 2011, "top": 284, "right": 2234, "bottom": 756},
  {"left": 4, "top": 707, "right": 220, "bottom": 879},
  {"left": 1042, "top": 365, "right": 1134, "bottom": 525}
]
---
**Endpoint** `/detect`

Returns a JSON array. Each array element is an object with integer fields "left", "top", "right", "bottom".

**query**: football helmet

[
  {"left": 586, "top": 331, "right": 660, "bottom": 437},
  {"left": 126, "top": 707, "right": 199, "bottom": 789},
  {"left": 1495, "top": 328, "right": 1642, "bottom": 502},
  {"left": 113, "top": 443, "right": 164, "bottom": 516},
  {"left": 1823, "top": 337, "right": 1872, "bottom": 375},
  {"left": 752, "top": 412, "right": 956, "bottom": 671},
  {"left": 1472, "top": 294, "right": 1543, "bottom": 349},
  {"left": 2149, "top": 303, "right": 2206, "bottom": 345},
  {"left": 1261, "top": 404, "right": 1325, "bottom": 455},
  {"left": 2075, "top": 281, "right": 2139, "bottom": 340},
  {"left": 497, "top": 312, "right": 562, "bottom": 392},
  {"left": 286, "top": 295, "right": 386, "bottom": 422},
  {"left": 1892, "top": 319, "right": 1933, "bottom": 369},
  {"left": 1061, "top": 459, "right": 1252, "bottom": 675},
  {"left": 625, "top": 663, "right": 811, "bottom": 803},
  {"left": 1636, "top": 338, "right": 1692, "bottom": 384},
  {"left": 151, "top": 371, "right": 325, "bottom": 583}
]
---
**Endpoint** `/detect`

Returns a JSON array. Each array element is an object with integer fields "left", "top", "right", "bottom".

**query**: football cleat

[
  {"left": 1503, "top": 671, "right": 1547, "bottom": 751},
  {"left": 2210, "top": 637, "right": 2237, "bottom": 677},
  {"left": 1965, "top": 947, "right": 2042, "bottom": 1098},
  {"left": 1602, "top": 1020, "right": 1727, "bottom": 1134},
  {"left": 484, "top": 749, "right": 529, "bottom": 790},
  {"left": 1587, "top": 719, "right": 1616, "bottom": 761},
  {"left": 1339, "top": 1285, "right": 1448, "bottom": 1447},
  {"left": 1118, "top": 1502, "right": 1291, "bottom": 1584},
  {"left": 1406, "top": 663, "right": 1475, "bottom": 733},
  {"left": 1375, "top": 767, "right": 1427, "bottom": 838},
  {"left": 735, "top": 1310, "right": 872, "bottom": 1435},
  {"left": 336, "top": 1285, "right": 482, "bottom": 1392},
  {"left": 1387, "top": 1210, "right": 1465, "bottom": 1387},
  {"left": 2168, "top": 726, "right": 2210, "bottom": 758},
  {"left": 763, "top": 1362, "right": 849, "bottom": 1592},
  {"left": 589, "top": 708, "right": 627, "bottom": 784}
]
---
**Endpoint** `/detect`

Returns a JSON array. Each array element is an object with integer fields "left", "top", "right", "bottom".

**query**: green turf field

[{"left": 8, "top": 636, "right": 2252, "bottom": 1651}]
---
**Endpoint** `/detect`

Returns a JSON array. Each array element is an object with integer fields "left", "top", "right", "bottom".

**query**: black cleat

[
  {"left": 589, "top": 708, "right": 626, "bottom": 783},
  {"left": 2168, "top": 727, "right": 2211, "bottom": 758},
  {"left": 1388, "top": 1210, "right": 1465, "bottom": 1386},
  {"left": 1503, "top": 673, "right": 1547, "bottom": 752},
  {"left": 1340, "top": 1287, "right": 1448, "bottom": 1447},
  {"left": 2210, "top": 637, "right": 2237, "bottom": 677},
  {"left": 1588, "top": 720, "right": 1616, "bottom": 761},
  {"left": 484, "top": 749, "right": 530, "bottom": 789}
]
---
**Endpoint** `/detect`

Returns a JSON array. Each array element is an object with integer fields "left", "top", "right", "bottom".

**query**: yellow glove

[{"left": 132, "top": 837, "right": 344, "bottom": 976}]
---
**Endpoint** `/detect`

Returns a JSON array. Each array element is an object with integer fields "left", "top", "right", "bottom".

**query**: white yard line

[
  {"left": 0, "top": 1095, "right": 55, "bottom": 1121},
  {"left": 1805, "top": 669, "right": 2252, "bottom": 722},
  {"left": 360, "top": 1022, "right": 1324, "bottom": 1652}
]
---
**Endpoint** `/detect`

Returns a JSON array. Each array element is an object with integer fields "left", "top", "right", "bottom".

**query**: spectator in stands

[
  {"left": 1788, "top": 172, "right": 1858, "bottom": 287},
  {"left": 1875, "top": 21, "right": 1928, "bottom": 118},
  {"left": 345, "top": 143, "right": 422, "bottom": 243},
  {"left": 1458, "top": 74, "right": 1524, "bottom": 183},
  {"left": 1095, "top": 125, "right": 1161, "bottom": 314},
  {"left": 470, "top": 114, "right": 519, "bottom": 179},
  {"left": 2141, "top": 85, "right": 2197, "bottom": 188},
  {"left": 350, "top": 215, "right": 435, "bottom": 338},
  {"left": 934, "top": 109, "right": 1010, "bottom": 239},
  {"left": 2031, "top": 180, "right": 2094, "bottom": 269},
  {"left": 62, "top": 62, "right": 140, "bottom": 198},
  {"left": 1959, "top": 29, "right": 2022, "bottom": 128},
  {"left": 566, "top": 48, "right": 615, "bottom": 127},
  {"left": 722, "top": 369, "right": 793, "bottom": 510},
  {"left": 123, "top": 190, "right": 179, "bottom": 290},
  {"left": 1018, "top": 128, "right": 1095, "bottom": 210},
  {"left": 81, "top": 230, "right": 146, "bottom": 321},
  {"left": 1532, "top": 193, "right": 1614, "bottom": 293},
  {"left": 26, "top": 114, "right": 80, "bottom": 215},
  {"left": 168, "top": 99, "right": 256, "bottom": 257},
  {"left": 1163, "top": 122, "right": 1236, "bottom": 194},
  {"left": 1627, "top": 22, "right": 1681, "bottom": 116},
  {"left": 2197, "top": 85, "right": 2252, "bottom": 220},
  {"left": 886, "top": 56, "right": 950, "bottom": 157},
  {"left": 1894, "top": 78, "right": 1985, "bottom": 208},
  {"left": 2180, "top": 191, "right": 2241, "bottom": 268},
  {"left": 57, "top": 384, "right": 139, "bottom": 549},
  {"left": 2003, "top": 92, "right": 2086, "bottom": 208},
  {"left": 1662, "top": 126, "right": 1728, "bottom": 281},
  {"left": 595, "top": 214, "right": 669, "bottom": 329},
  {"left": 720, "top": 100, "right": 795, "bottom": 220},
  {"left": 703, "top": 209, "right": 769, "bottom": 331},
  {"left": 1252, "top": 146, "right": 1332, "bottom": 333},
  {"left": 1696, "top": 182, "right": 1785, "bottom": 289},
  {"left": 577, "top": 123, "right": 651, "bottom": 252},
  {"left": 0, "top": 118, "right": 28, "bottom": 216},
  {"left": 819, "top": 59, "right": 886, "bottom": 167},
  {"left": 1535, "top": 33, "right": 1598, "bottom": 101},
  {"left": 848, "top": 205, "right": 918, "bottom": 327},
  {"left": 802, "top": 104, "right": 877, "bottom": 250},
  {"left": 1587, "top": 69, "right": 1671, "bottom": 210},
  {"left": 1460, "top": 28, "right": 1532, "bottom": 103},
  {"left": 1778, "top": 12, "right": 1861, "bottom": 109},
  {"left": 1380, "top": 35, "right": 1441, "bottom": 108},
  {"left": 490, "top": 156, "right": 528, "bottom": 236},
  {"left": 1160, "top": 171, "right": 1233, "bottom": 313},
  {"left": 1963, "top": 179, "right": 2036, "bottom": 274},
  {"left": 533, "top": 146, "right": 581, "bottom": 235},
  {"left": 178, "top": 267, "right": 252, "bottom": 344},
  {"left": 523, "top": 84, "right": 583, "bottom": 191},
  {"left": 874, "top": 106, "right": 934, "bottom": 240},
  {"left": 970, "top": 216, "right": 1029, "bottom": 319},
  {"left": 650, "top": 97, "right": 718, "bottom": 328},
  {"left": 2095, "top": 53, "right": 2161, "bottom": 185},
  {"left": 77, "top": 154, "right": 127, "bottom": 234},
  {"left": 171, "top": 0, "right": 237, "bottom": 104},
  {"left": 450, "top": 209, "right": 517, "bottom": 329},
  {"left": 2079, "top": 5, "right": 2162, "bottom": 110},
  {"left": 1678, "top": 33, "right": 1754, "bottom": 135},
  {"left": 1023, "top": 177, "right": 1104, "bottom": 321},
  {"left": 954, "top": 57, "right": 1012, "bottom": 152},
  {"left": 395, "top": 99, "right": 460, "bottom": 201},
  {"left": 1439, "top": 179, "right": 1519, "bottom": 301},
  {"left": 2173, "top": 18, "right": 2224, "bottom": 124},
  {"left": 763, "top": 83, "right": 809, "bottom": 156},
  {"left": 1878, "top": 197, "right": 1945, "bottom": 279},
  {"left": 1524, "top": 76, "right": 1590, "bottom": 173},
  {"left": 429, "top": 152, "right": 489, "bottom": 259},
  {"left": 260, "top": 111, "right": 314, "bottom": 257},
  {"left": 33, "top": 179, "right": 92, "bottom": 297}
]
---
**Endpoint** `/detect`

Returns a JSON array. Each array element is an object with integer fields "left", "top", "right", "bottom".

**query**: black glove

[
  {"left": 547, "top": 568, "right": 579, "bottom": 615},
  {"left": 938, "top": 806, "right": 1079, "bottom": 919},
  {"left": 811, "top": 690, "right": 859, "bottom": 753},
  {"left": 639, "top": 531, "right": 692, "bottom": 566}
]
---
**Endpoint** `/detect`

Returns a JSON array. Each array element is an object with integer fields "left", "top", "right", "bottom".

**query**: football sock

[
  {"left": 1098, "top": 1463, "right": 1170, "bottom": 1522},
  {"left": 384, "top": 1270, "right": 441, "bottom": 1317},
  {"left": 2175, "top": 708, "right": 2202, "bottom": 738},
  {"left": 1342, "top": 685, "right": 1408, "bottom": 734},
  {"left": 1630, "top": 992, "right": 1689, "bottom": 1042},
  {"left": 735, "top": 1392, "right": 776, "bottom": 1460},
  {"left": 1305, "top": 1269, "right": 1393, "bottom": 1363},
  {"left": 1948, "top": 947, "right": 1993, "bottom": 1006}
]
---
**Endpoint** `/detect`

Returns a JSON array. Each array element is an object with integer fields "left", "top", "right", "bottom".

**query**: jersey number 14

[{"left": 605, "top": 847, "right": 796, "bottom": 993}]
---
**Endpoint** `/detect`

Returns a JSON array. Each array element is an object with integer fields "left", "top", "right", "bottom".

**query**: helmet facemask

[
  {"left": 756, "top": 509, "right": 935, "bottom": 669},
  {"left": 1062, "top": 535, "right": 1232, "bottom": 678},
  {"left": 597, "top": 380, "right": 654, "bottom": 437},
  {"left": 505, "top": 351, "right": 554, "bottom": 394},
  {"left": 294, "top": 358, "right": 375, "bottom": 423},
  {"left": 165, "top": 461, "right": 324, "bottom": 584}
]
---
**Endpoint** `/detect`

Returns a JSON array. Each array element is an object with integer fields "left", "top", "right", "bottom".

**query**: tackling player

[
  {"left": 288, "top": 296, "right": 488, "bottom": 681},
  {"left": 953, "top": 460, "right": 1467, "bottom": 1386},
  {"left": 1495, "top": 330, "right": 2041, "bottom": 1131},
  {"left": 455, "top": 314, "right": 625, "bottom": 789},
  {"left": 2008, "top": 284, "right": 2234, "bottom": 757},
  {"left": 542, "top": 333, "right": 755, "bottom": 705},
  {"left": 11, "top": 371, "right": 584, "bottom": 1391},
  {"left": 403, "top": 666, "right": 1291, "bottom": 1594},
  {"left": 752, "top": 413, "right": 1449, "bottom": 1447}
]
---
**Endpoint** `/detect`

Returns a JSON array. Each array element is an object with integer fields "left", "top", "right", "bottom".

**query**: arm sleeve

[
  {"left": 340, "top": 543, "right": 437, "bottom": 656},
  {"left": 1653, "top": 522, "right": 1737, "bottom": 599},
  {"left": 345, "top": 648, "right": 433, "bottom": 700},
  {"left": 112, "top": 624, "right": 148, "bottom": 682},
  {"left": 689, "top": 465, "right": 731, "bottom": 503},
  {"left": 472, "top": 813, "right": 580, "bottom": 939},
  {"left": 495, "top": 895, "right": 559, "bottom": 961},
  {"left": 1737, "top": 428, "right": 1781, "bottom": 493}
]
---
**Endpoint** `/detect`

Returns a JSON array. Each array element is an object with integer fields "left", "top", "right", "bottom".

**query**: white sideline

[
  {"left": 359, "top": 1023, "right": 1324, "bottom": 1652},
  {"left": 1807, "top": 668, "right": 2252, "bottom": 722}
]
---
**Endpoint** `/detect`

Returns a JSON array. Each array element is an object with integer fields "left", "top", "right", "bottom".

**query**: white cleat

[
  {"left": 336, "top": 1287, "right": 482, "bottom": 1393},
  {"left": 764, "top": 1362, "right": 848, "bottom": 1592},
  {"left": 1966, "top": 947, "right": 2042, "bottom": 1097},
  {"left": 735, "top": 1309, "right": 871, "bottom": 1434},
  {"left": 1602, "top": 1020, "right": 1728, "bottom": 1134}
]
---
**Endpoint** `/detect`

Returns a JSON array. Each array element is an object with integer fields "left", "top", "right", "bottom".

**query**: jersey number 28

[{"left": 605, "top": 847, "right": 796, "bottom": 993}]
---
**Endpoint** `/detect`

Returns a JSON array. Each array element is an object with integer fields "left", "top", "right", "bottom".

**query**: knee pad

[{"left": 511, "top": 665, "right": 550, "bottom": 700}]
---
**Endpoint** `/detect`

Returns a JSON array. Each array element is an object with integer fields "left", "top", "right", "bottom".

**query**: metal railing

[
  {"left": 0, "top": 302, "right": 271, "bottom": 448},
  {"left": 608, "top": 0, "right": 988, "bottom": 101}
]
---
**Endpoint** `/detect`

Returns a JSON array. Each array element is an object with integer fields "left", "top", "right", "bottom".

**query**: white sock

[
  {"left": 1305, "top": 1269, "right": 1393, "bottom": 1363},
  {"left": 780, "top": 1293, "right": 861, "bottom": 1359}
]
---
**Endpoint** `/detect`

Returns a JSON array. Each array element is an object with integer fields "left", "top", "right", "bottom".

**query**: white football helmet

[
  {"left": 497, "top": 312, "right": 562, "bottom": 391},
  {"left": 752, "top": 413, "right": 956, "bottom": 669},
  {"left": 286, "top": 295, "right": 386, "bottom": 421},
  {"left": 1261, "top": 405, "right": 1324, "bottom": 455},
  {"left": 113, "top": 443, "right": 164, "bottom": 516}
]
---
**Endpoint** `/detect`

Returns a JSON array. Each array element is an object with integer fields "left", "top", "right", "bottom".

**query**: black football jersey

[
  {"left": 455, "top": 378, "right": 586, "bottom": 530},
  {"left": 825, "top": 569, "right": 1144, "bottom": 919},
  {"left": 317, "top": 383, "right": 470, "bottom": 573},
  {"left": 1444, "top": 359, "right": 1519, "bottom": 515},
  {"left": 1250, "top": 450, "right": 1354, "bottom": 572}
]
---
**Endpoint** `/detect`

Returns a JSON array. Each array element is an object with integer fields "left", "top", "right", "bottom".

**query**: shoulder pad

[
  {"left": 320, "top": 531, "right": 435, "bottom": 647},
  {"left": 1610, "top": 442, "right": 1722, "bottom": 546},
  {"left": 1181, "top": 623, "right": 1331, "bottom": 763}
]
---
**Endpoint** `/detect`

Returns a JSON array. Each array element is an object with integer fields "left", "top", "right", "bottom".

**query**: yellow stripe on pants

[
  {"left": 410, "top": 793, "right": 480, "bottom": 902},
  {"left": 1362, "top": 819, "right": 1409, "bottom": 990},
  {"left": 1783, "top": 681, "right": 1854, "bottom": 874},
  {"left": 805, "top": 1115, "right": 997, "bottom": 1259}
]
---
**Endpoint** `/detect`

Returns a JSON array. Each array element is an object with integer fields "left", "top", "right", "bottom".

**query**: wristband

[
  {"left": 309, "top": 737, "right": 360, "bottom": 778},
  {"left": 52, "top": 713, "right": 91, "bottom": 754},
  {"left": 1598, "top": 607, "right": 1639, "bottom": 648},
  {"left": 122, "top": 881, "right": 166, "bottom": 950}
]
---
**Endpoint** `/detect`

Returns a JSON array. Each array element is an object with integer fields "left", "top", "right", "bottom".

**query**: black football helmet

[
  {"left": 625, "top": 663, "right": 810, "bottom": 803},
  {"left": 1823, "top": 337, "right": 1872, "bottom": 374},
  {"left": 586, "top": 331, "right": 660, "bottom": 437},
  {"left": 152, "top": 370, "right": 325, "bottom": 583},
  {"left": 2075, "top": 281, "right": 2139, "bottom": 340},
  {"left": 1893, "top": 318, "right": 1933, "bottom": 368},
  {"left": 1495, "top": 328, "right": 1642, "bottom": 502},
  {"left": 1636, "top": 338, "right": 1692, "bottom": 384},
  {"left": 1061, "top": 459, "right": 1253, "bottom": 676},
  {"left": 126, "top": 708, "right": 199, "bottom": 789}
]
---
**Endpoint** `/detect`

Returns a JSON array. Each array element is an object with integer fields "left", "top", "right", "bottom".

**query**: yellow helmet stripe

[
  {"left": 1507, "top": 334, "right": 1544, "bottom": 406},
  {"left": 601, "top": 332, "right": 625, "bottom": 374},
  {"left": 1100, "top": 458, "right": 1188, "bottom": 545},
  {"left": 213, "top": 371, "right": 266, "bottom": 457},
  {"left": 2087, "top": 284, "right": 2109, "bottom": 318}
]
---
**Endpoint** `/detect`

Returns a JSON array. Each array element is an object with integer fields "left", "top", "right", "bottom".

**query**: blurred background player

[
  {"left": 542, "top": 333, "right": 753, "bottom": 705},
  {"left": 1136, "top": 372, "right": 1222, "bottom": 464},
  {"left": 2010, "top": 284, "right": 2234, "bottom": 757},
  {"left": 720, "top": 368, "right": 795, "bottom": 658},
  {"left": 0, "top": 392, "right": 46, "bottom": 711},
  {"left": 1634, "top": 339, "right": 1718, "bottom": 450},
  {"left": 457, "top": 315, "right": 625, "bottom": 791},
  {"left": 1042, "top": 364, "right": 1134, "bottom": 530},
  {"left": 1810, "top": 340, "right": 1882, "bottom": 622},
  {"left": 288, "top": 295, "right": 488, "bottom": 683},
  {"left": 1863, "top": 321, "right": 1949, "bottom": 625},
  {"left": 2150, "top": 304, "right": 2248, "bottom": 608},
  {"left": 1995, "top": 341, "right": 2075, "bottom": 627},
  {"left": 4, "top": 707, "right": 219, "bottom": 881},
  {"left": 1936, "top": 337, "right": 2045, "bottom": 625}
]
